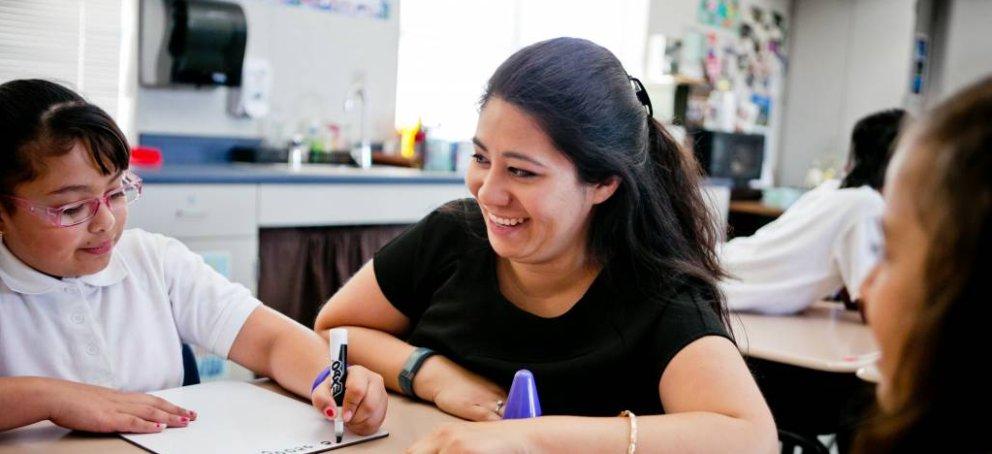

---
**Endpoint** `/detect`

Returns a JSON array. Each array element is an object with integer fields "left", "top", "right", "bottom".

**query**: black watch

[{"left": 398, "top": 347, "right": 437, "bottom": 398}]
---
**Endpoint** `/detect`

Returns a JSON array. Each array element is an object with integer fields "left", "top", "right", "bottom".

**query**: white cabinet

[
  {"left": 128, "top": 185, "right": 259, "bottom": 294},
  {"left": 127, "top": 185, "right": 257, "bottom": 237},
  {"left": 127, "top": 181, "right": 469, "bottom": 295},
  {"left": 257, "top": 184, "right": 470, "bottom": 227}
]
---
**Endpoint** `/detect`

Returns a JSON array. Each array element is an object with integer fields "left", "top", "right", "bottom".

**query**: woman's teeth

[{"left": 488, "top": 213, "right": 527, "bottom": 226}]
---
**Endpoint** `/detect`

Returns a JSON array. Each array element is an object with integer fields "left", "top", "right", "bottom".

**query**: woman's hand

[
  {"left": 415, "top": 356, "right": 507, "bottom": 422},
  {"left": 406, "top": 420, "right": 534, "bottom": 454},
  {"left": 311, "top": 365, "right": 388, "bottom": 435},
  {"left": 45, "top": 379, "right": 195, "bottom": 433}
]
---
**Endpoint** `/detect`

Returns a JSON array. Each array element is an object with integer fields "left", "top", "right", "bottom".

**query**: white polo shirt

[
  {"left": 0, "top": 229, "right": 260, "bottom": 392},
  {"left": 719, "top": 180, "right": 884, "bottom": 314}
]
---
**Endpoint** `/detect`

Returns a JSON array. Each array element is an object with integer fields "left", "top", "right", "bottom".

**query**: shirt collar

[{"left": 0, "top": 238, "right": 128, "bottom": 294}]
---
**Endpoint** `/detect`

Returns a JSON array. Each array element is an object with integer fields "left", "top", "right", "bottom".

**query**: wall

[
  {"left": 135, "top": 0, "right": 399, "bottom": 143},
  {"left": 927, "top": 0, "right": 992, "bottom": 103},
  {"left": 776, "top": 0, "right": 915, "bottom": 187},
  {"left": 646, "top": 0, "right": 793, "bottom": 188}
]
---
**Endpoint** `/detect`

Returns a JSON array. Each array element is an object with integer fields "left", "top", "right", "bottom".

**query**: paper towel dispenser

[{"left": 139, "top": 0, "right": 247, "bottom": 87}]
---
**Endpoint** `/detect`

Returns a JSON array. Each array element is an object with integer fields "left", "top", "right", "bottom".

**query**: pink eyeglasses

[{"left": 1, "top": 174, "right": 143, "bottom": 228}]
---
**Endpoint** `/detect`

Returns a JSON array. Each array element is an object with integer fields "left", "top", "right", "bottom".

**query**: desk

[
  {"left": 732, "top": 301, "right": 879, "bottom": 373},
  {"left": 733, "top": 302, "right": 879, "bottom": 449},
  {"left": 0, "top": 381, "right": 459, "bottom": 453},
  {"left": 856, "top": 364, "right": 881, "bottom": 384},
  {"left": 728, "top": 200, "right": 785, "bottom": 217},
  {"left": 727, "top": 201, "right": 784, "bottom": 238}
]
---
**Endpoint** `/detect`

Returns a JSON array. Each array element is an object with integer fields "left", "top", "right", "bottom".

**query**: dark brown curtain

[{"left": 258, "top": 225, "right": 410, "bottom": 327}]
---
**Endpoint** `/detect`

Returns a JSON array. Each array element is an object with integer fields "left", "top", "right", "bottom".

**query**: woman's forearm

[
  {"left": 0, "top": 377, "right": 54, "bottom": 431},
  {"left": 318, "top": 325, "right": 416, "bottom": 393},
  {"left": 525, "top": 413, "right": 777, "bottom": 454}
]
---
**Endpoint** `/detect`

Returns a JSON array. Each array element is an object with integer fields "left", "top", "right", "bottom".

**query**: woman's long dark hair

[
  {"left": 840, "top": 108, "right": 907, "bottom": 191},
  {"left": 471, "top": 37, "right": 728, "bottom": 327},
  {"left": 853, "top": 77, "right": 992, "bottom": 452}
]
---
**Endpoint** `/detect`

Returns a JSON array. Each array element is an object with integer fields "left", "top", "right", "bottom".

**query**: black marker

[{"left": 329, "top": 328, "right": 348, "bottom": 443}]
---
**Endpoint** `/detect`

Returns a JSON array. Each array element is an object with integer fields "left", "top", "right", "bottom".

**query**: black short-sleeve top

[{"left": 374, "top": 200, "right": 729, "bottom": 416}]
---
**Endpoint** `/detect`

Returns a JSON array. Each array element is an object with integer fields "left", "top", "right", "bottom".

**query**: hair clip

[{"left": 628, "top": 76, "right": 654, "bottom": 117}]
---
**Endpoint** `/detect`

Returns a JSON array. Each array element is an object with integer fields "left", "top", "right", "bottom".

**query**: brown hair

[
  {"left": 0, "top": 79, "right": 130, "bottom": 212},
  {"left": 854, "top": 77, "right": 992, "bottom": 452}
]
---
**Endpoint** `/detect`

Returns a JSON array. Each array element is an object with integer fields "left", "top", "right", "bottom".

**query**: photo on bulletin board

[
  {"left": 698, "top": 0, "right": 740, "bottom": 29},
  {"left": 911, "top": 34, "right": 929, "bottom": 95}
]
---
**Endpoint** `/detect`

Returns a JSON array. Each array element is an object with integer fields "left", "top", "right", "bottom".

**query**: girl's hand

[
  {"left": 406, "top": 420, "right": 533, "bottom": 454},
  {"left": 46, "top": 379, "right": 195, "bottom": 433},
  {"left": 415, "top": 356, "right": 507, "bottom": 422},
  {"left": 311, "top": 365, "right": 388, "bottom": 435}
]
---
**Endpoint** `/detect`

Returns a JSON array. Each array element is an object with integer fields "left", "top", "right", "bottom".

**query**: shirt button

[
  {"left": 85, "top": 343, "right": 100, "bottom": 356},
  {"left": 70, "top": 312, "right": 85, "bottom": 324}
]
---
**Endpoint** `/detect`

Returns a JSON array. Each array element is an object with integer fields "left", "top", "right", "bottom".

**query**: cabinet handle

[{"left": 175, "top": 208, "right": 208, "bottom": 219}]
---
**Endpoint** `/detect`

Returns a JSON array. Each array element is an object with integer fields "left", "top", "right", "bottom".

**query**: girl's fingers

[
  {"left": 115, "top": 414, "right": 166, "bottom": 434},
  {"left": 130, "top": 393, "right": 193, "bottom": 419},
  {"left": 310, "top": 381, "right": 336, "bottom": 419},
  {"left": 123, "top": 404, "right": 190, "bottom": 428},
  {"left": 342, "top": 374, "right": 370, "bottom": 423},
  {"left": 347, "top": 377, "right": 388, "bottom": 434}
]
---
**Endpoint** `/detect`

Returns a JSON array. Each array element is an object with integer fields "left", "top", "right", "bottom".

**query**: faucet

[{"left": 344, "top": 83, "right": 372, "bottom": 169}]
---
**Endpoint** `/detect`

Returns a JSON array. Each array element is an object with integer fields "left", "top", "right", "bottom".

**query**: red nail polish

[
  {"left": 180, "top": 417, "right": 189, "bottom": 423},
  {"left": 324, "top": 407, "right": 335, "bottom": 418}
]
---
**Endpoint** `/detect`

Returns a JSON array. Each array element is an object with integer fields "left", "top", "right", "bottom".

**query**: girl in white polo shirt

[{"left": 0, "top": 79, "right": 387, "bottom": 435}]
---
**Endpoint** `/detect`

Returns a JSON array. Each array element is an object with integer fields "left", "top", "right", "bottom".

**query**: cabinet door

[
  {"left": 178, "top": 236, "right": 259, "bottom": 296},
  {"left": 128, "top": 184, "right": 258, "bottom": 237},
  {"left": 257, "top": 183, "right": 469, "bottom": 227}
]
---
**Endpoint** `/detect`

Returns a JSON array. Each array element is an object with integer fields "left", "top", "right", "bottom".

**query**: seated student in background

[
  {"left": 720, "top": 109, "right": 908, "bottom": 314},
  {"left": 0, "top": 79, "right": 387, "bottom": 435},
  {"left": 854, "top": 77, "right": 992, "bottom": 453},
  {"left": 316, "top": 37, "right": 777, "bottom": 453}
]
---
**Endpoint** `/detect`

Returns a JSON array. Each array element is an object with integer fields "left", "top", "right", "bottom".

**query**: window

[
  {"left": 395, "top": 0, "right": 649, "bottom": 140},
  {"left": 0, "top": 0, "right": 134, "bottom": 137}
]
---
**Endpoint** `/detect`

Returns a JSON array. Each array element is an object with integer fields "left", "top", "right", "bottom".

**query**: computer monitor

[{"left": 690, "top": 129, "right": 765, "bottom": 189}]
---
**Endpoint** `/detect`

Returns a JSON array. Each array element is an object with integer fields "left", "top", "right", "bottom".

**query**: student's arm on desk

[
  {"left": 0, "top": 376, "right": 192, "bottom": 433},
  {"left": 228, "top": 305, "right": 388, "bottom": 435},
  {"left": 408, "top": 336, "right": 778, "bottom": 454},
  {"left": 314, "top": 260, "right": 507, "bottom": 423}
]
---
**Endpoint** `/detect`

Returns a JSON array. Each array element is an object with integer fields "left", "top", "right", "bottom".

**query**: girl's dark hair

[
  {"left": 475, "top": 37, "right": 728, "bottom": 326},
  {"left": 840, "top": 108, "right": 907, "bottom": 191},
  {"left": 0, "top": 79, "right": 130, "bottom": 212},
  {"left": 853, "top": 77, "right": 992, "bottom": 453}
]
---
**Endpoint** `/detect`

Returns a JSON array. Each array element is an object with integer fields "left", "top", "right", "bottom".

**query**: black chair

[
  {"left": 779, "top": 429, "right": 830, "bottom": 454},
  {"left": 180, "top": 343, "right": 200, "bottom": 386}
]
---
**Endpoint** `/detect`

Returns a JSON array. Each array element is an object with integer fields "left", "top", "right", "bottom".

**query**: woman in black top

[{"left": 316, "top": 37, "right": 776, "bottom": 453}]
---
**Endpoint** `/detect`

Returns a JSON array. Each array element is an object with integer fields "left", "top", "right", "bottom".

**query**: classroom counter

[{"left": 133, "top": 163, "right": 466, "bottom": 185}]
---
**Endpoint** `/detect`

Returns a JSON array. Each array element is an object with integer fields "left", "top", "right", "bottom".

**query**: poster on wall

[
  {"left": 684, "top": 3, "right": 788, "bottom": 132},
  {"left": 736, "top": 5, "right": 788, "bottom": 127},
  {"left": 698, "top": 0, "right": 740, "bottom": 30},
  {"left": 275, "top": 0, "right": 391, "bottom": 20}
]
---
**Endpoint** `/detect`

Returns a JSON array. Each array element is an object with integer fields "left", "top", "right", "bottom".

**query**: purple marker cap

[{"left": 502, "top": 369, "right": 541, "bottom": 419}]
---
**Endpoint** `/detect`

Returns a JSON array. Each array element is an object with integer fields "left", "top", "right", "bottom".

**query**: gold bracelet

[{"left": 619, "top": 410, "right": 637, "bottom": 454}]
